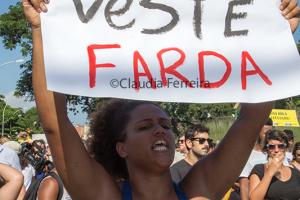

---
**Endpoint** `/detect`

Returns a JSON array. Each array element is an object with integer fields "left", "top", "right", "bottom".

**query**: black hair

[
  {"left": 184, "top": 124, "right": 209, "bottom": 140},
  {"left": 292, "top": 142, "right": 300, "bottom": 160},
  {"left": 265, "top": 118, "right": 273, "bottom": 126},
  {"left": 89, "top": 99, "right": 161, "bottom": 180},
  {"left": 283, "top": 129, "right": 294, "bottom": 140},
  {"left": 263, "top": 130, "right": 289, "bottom": 152}
]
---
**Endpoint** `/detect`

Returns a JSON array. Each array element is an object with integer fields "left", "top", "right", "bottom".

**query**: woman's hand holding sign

[
  {"left": 280, "top": 0, "right": 300, "bottom": 19},
  {"left": 22, "top": 0, "right": 49, "bottom": 29}
]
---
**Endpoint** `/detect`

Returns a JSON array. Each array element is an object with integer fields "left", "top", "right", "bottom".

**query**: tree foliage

[
  {"left": 0, "top": 2, "right": 96, "bottom": 110},
  {"left": 159, "top": 102, "right": 236, "bottom": 134},
  {"left": 0, "top": 97, "right": 43, "bottom": 139}
]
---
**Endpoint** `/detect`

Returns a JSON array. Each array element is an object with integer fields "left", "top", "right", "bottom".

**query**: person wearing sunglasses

[
  {"left": 249, "top": 130, "right": 300, "bottom": 200},
  {"left": 238, "top": 118, "right": 273, "bottom": 200},
  {"left": 171, "top": 124, "right": 211, "bottom": 183},
  {"left": 177, "top": 135, "right": 188, "bottom": 156},
  {"left": 173, "top": 135, "right": 188, "bottom": 164}
]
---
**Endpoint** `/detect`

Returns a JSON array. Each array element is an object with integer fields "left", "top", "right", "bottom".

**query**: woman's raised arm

[
  {"left": 24, "top": 0, "right": 121, "bottom": 199},
  {"left": 181, "top": 102, "right": 274, "bottom": 199}
]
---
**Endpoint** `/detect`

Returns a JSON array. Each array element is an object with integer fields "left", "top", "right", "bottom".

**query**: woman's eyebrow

[{"left": 135, "top": 117, "right": 169, "bottom": 124}]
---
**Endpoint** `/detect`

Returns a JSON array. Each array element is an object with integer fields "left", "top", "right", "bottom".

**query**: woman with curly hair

[
  {"left": 249, "top": 130, "right": 300, "bottom": 200},
  {"left": 24, "top": 0, "right": 299, "bottom": 199}
]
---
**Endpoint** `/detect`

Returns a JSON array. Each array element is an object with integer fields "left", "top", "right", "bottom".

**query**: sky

[
  {"left": 1, "top": 0, "right": 300, "bottom": 124},
  {"left": 0, "top": 0, "right": 88, "bottom": 124}
]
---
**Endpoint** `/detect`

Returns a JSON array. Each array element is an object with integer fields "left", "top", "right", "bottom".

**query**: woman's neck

[{"left": 275, "top": 165, "right": 291, "bottom": 181}]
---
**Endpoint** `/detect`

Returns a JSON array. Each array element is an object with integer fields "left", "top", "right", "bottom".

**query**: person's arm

[
  {"left": 37, "top": 177, "right": 59, "bottom": 200},
  {"left": 249, "top": 154, "right": 284, "bottom": 200},
  {"left": 0, "top": 164, "right": 24, "bottom": 200},
  {"left": 181, "top": 102, "right": 274, "bottom": 199},
  {"left": 249, "top": 173, "right": 271, "bottom": 200},
  {"left": 239, "top": 177, "right": 249, "bottom": 200},
  {"left": 23, "top": 0, "right": 121, "bottom": 199},
  {"left": 16, "top": 186, "right": 26, "bottom": 200}
]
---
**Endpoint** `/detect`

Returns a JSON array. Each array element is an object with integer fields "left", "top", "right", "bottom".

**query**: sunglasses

[
  {"left": 178, "top": 139, "right": 185, "bottom": 144},
  {"left": 191, "top": 138, "right": 213, "bottom": 145},
  {"left": 266, "top": 143, "right": 287, "bottom": 150}
]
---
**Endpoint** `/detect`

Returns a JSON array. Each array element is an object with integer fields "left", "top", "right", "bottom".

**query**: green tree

[
  {"left": 159, "top": 102, "right": 236, "bottom": 134},
  {"left": 0, "top": 2, "right": 95, "bottom": 112},
  {"left": 16, "top": 107, "right": 43, "bottom": 134},
  {"left": 0, "top": 103, "right": 23, "bottom": 138},
  {"left": 0, "top": 93, "right": 43, "bottom": 139}
]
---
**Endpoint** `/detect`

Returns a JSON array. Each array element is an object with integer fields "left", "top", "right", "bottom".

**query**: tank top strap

[
  {"left": 122, "top": 180, "right": 132, "bottom": 200},
  {"left": 121, "top": 180, "right": 188, "bottom": 200},
  {"left": 173, "top": 182, "right": 188, "bottom": 200}
]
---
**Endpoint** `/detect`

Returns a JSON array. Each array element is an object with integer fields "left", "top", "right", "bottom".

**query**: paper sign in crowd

[{"left": 41, "top": 0, "right": 300, "bottom": 103}]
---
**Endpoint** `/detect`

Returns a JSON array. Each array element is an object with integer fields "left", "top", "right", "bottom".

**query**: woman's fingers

[
  {"left": 40, "top": 2, "right": 48, "bottom": 12},
  {"left": 26, "top": 0, "right": 48, "bottom": 13},
  {"left": 280, "top": 0, "right": 298, "bottom": 18},
  {"left": 286, "top": 7, "right": 300, "bottom": 19},
  {"left": 22, "top": 0, "right": 42, "bottom": 28}
]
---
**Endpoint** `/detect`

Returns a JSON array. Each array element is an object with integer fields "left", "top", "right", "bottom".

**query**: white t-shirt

[
  {"left": 240, "top": 150, "right": 267, "bottom": 178},
  {"left": 22, "top": 164, "right": 36, "bottom": 190},
  {"left": 285, "top": 152, "right": 293, "bottom": 164},
  {"left": 0, "top": 144, "right": 22, "bottom": 171},
  {"left": 172, "top": 151, "right": 185, "bottom": 165}
]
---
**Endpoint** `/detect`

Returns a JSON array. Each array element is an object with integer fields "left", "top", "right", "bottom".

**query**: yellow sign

[{"left": 270, "top": 109, "right": 299, "bottom": 127}]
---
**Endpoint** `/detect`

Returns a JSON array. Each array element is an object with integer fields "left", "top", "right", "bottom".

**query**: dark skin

[
  {"left": 24, "top": 0, "right": 299, "bottom": 199},
  {"left": 37, "top": 176, "right": 59, "bottom": 200}
]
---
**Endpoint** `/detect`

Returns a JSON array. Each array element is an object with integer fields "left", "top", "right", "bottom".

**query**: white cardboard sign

[{"left": 41, "top": 0, "right": 300, "bottom": 103}]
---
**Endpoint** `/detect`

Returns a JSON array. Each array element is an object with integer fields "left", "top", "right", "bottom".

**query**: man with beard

[{"left": 171, "top": 124, "right": 211, "bottom": 183}]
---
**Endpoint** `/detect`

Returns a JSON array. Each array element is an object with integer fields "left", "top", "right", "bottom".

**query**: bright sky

[
  {"left": 1, "top": 0, "right": 300, "bottom": 124},
  {"left": 0, "top": 0, "right": 88, "bottom": 124}
]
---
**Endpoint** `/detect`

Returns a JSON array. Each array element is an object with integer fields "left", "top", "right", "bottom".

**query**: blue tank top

[{"left": 122, "top": 180, "right": 188, "bottom": 200}]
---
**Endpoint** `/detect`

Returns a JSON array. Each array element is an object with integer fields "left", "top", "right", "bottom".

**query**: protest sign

[
  {"left": 41, "top": 0, "right": 300, "bottom": 103},
  {"left": 270, "top": 109, "right": 300, "bottom": 127}
]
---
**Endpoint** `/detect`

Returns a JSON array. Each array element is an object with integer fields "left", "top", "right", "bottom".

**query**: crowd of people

[
  {"left": 172, "top": 119, "right": 300, "bottom": 200},
  {"left": 0, "top": 0, "right": 300, "bottom": 199},
  {"left": 1, "top": 120, "right": 300, "bottom": 199},
  {"left": 0, "top": 136, "right": 72, "bottom": 200}
]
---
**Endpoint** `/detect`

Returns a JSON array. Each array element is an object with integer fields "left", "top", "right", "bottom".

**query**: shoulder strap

[
  {"left": 122, "top": 180, "right": 132, "bottom": 200},
  {"left": 23, "top": 178, "right": 43, "bottom": 200},
  {"left": 47, "top": 172, "right": 64, "bottom": 200},
  {"left": 173, "top": 182, "right": 188, "bottom": 200}
]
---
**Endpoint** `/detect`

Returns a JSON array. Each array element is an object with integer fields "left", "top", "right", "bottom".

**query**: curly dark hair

[
  {"left": 89, "top": 99, "right": 160, "bottom": 180},
  {"left": 263, "top": 130, "right": 289, "bottom": 152}
]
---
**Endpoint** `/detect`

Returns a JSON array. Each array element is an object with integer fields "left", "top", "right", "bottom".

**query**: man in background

[{"left": 171, "top": 124, "right": 211, "bottom": 183}]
